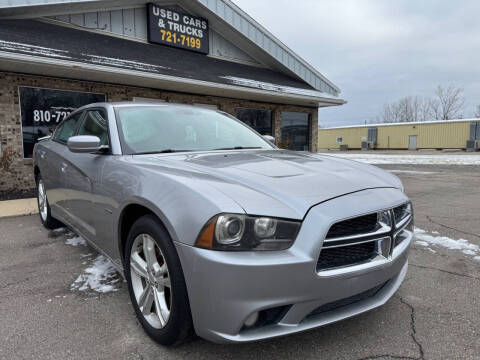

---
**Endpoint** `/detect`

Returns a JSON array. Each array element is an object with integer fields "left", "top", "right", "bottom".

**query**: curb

[{"left": 0, "top": 198, "right": 38, "bottom": 218}]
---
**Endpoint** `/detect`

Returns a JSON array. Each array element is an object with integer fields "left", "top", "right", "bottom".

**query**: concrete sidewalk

[{"left": 0, "top": 198, "right": 38, "bottom": 218}]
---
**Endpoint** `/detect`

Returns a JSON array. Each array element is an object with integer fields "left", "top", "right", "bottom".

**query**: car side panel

[
  {"left": 96, "top": 157, "right": 245, "bottom": 267},
  {"left": 34, "top": 140, "right": 69, "bottom": 218}
]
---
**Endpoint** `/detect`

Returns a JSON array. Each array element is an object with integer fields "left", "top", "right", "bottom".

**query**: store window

[
  {"left": 281, "top": 112, "right": 310, "bottom": 151},
  {"left": 235, "top": 108, "right": 272, "bottom": 135}
]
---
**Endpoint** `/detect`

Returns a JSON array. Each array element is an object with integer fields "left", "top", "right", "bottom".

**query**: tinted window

[
  {"left": 116, "top": 106, "right": 273, "bottom": 154},
  {"left": 77, "top": 110, "right": 109, "bottom": 146},
  {"left": 235, "top": 108, "right": 272, "bottom": 135},
  {"left": 54, "top": 112, "right": 82, "bottom": 144},
  {"left": 281, "top": 112, "right": 310, "bottom": 151}
]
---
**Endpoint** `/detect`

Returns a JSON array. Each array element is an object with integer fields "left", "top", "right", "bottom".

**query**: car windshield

[{"left": 115, "top": 106, "right": 274, "bottom": 154}]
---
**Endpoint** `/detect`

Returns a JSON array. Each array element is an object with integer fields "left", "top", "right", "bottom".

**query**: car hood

[{"left": 132, "top": 150, "right": 402, "bottom": 219}]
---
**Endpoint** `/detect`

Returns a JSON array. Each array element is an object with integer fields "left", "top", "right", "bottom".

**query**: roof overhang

[
  {"left": 0, "top": 0, "right": 341, "bottom": 96},
  {"left": 0, "top": 50, "right": 344, "bottom": 107}
]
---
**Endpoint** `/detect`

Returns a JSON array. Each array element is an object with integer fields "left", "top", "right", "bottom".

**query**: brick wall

[{"left": 0, "top": 72, "right": 318, "bottom": 193}]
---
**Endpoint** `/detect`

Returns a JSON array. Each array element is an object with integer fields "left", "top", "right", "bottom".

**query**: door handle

[{"left": 61, "top": 163, "right": 68, "bottom": 173}]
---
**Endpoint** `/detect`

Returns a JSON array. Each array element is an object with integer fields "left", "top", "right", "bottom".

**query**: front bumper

[{"left": 175, "top": 188, "right": 411, "bottom": 343}]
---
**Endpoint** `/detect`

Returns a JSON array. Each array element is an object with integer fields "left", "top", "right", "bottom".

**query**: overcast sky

[{"left": 232, "top": 0, "right": 480, "bottom": 127}]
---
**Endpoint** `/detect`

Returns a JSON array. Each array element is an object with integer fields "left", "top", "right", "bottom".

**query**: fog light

[{"left": 244, "top": 312, "right": 259, "bottom": 327}]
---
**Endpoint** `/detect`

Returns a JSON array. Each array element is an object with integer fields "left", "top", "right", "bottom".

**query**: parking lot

[{"left": 1, "top": 160, "right": 479, "bottom": 360}]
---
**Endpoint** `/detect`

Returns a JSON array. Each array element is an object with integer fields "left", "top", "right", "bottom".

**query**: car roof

[{"left": 79, "top": 102, "right": 218, "bottom": 111}]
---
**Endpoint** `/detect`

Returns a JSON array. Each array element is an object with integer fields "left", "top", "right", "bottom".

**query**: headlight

[{"left": 195, "top": 214, "right": 301, "bottom": 251}]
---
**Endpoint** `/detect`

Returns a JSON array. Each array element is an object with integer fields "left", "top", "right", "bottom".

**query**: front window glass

[
  {"left": 54, "top": 112, "right": 82, "bottom": 144},
  {"left": 116, "top": 106, "right": 273, "bottom": 154},
  {"left": 77, "top": 110, "right": 109, "bottom": 146}
]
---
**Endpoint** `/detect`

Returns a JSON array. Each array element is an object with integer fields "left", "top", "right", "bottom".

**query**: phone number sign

[
  {"left": 19, "top": 87, "right": 106, "bottom": 158},
  {"left": 147, "top": 4, "right": 209, "bottom": 54}
]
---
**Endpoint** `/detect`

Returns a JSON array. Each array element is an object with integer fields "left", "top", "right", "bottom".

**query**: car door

[
  {"left": 44, "top": 112, "right": 84, "bottom": 219},
  {"left": 62, "top": 108, "right": 111, "bottom": 244}
]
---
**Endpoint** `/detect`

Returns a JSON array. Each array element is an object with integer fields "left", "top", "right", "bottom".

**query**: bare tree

[
  {"left": 431, "top": 85, "right": 465, "bottom": 120},
  {"left": 380, "top": 96, "right": 431, "bottom": 123},
  {"left": 475, "top": 105, "right": 480, "bottom": 118}
]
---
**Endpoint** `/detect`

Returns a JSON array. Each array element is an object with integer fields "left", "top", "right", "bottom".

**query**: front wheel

[
  {"left": 124, "top": 215, "right": 193, "bottom": 346},
  {"left": 37, "top": 176, "right": 62, "bottom": 229}
]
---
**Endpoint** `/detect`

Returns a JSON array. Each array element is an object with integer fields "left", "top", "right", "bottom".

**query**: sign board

[
  {"left": 147, "top": 4, "right": 209, "bottom": 54},
  {"left": 19, "top": 87, "right": 106, "bottom": 158}
]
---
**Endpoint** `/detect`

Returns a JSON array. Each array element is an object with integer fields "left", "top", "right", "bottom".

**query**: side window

[
  {"left": 77, "top": 110, "right": 109, "bottom": 146},
  {"left": 54, "top": 112, "right": 83, "bottom": 144}
]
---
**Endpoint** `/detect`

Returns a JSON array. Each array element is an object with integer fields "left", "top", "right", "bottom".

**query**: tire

[
  {"left": 124, "top": 215, "right": 193, "bottom": 346},
  {"left": 36, "top": 175, "right": 62, "bottom": 230}
]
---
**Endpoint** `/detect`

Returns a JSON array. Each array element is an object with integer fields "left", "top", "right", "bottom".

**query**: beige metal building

[{"left": 318, "top": 119, "right": 480, "bottom": 150}]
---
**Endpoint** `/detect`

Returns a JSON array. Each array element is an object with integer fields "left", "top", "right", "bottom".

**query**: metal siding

[
  {"left": 97, "top": 11, "right": 111, "bottom": 32},
  {"left": 55, "top": 14, "right": 70, "bottom": 22},
  {"left": 122, "top": 8, "right": 135, "bottom": 37},
  {"left": 134, "top": 7, "right": 147, "bottom": 40},
  {"left": 70, "top": 13, "right": 84, "bottom": 26},
  {"left": 210, "top": 30, "right": 258, "bottom": 64},
  {"left": 319, "top": 121, "right": 472, "bottom": 149},
  {"left": 84, "top": 11, "right": 98, "bottom": 28},
  {"left": 110, "top": 9, "right": 123, "bottom": 35},
  {"left": 318, "top": 128, "right": 367, "bottom": 149}
]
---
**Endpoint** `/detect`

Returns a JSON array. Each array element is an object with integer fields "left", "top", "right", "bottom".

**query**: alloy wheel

[
  {"left": 130, "top": 234, "right": 172, "bottom": 329},
  {"left": 38, "top": 180, "right": 48, "bottom": 222}
]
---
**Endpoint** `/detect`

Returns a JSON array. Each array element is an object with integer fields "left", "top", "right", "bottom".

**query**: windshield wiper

[
  {"left": 134, "top": 149, "right": 193, "bottom": 155},
  {"left": 213, "top": 146, "right": 263, "bottom": 151}
]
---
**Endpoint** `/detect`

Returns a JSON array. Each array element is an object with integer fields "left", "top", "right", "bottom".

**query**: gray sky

[{"left": 232, "top": 0, "right": 480, "bottom": 127}]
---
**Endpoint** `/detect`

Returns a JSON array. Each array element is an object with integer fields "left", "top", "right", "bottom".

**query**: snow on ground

[
  {"left": 71, "top": 255, "right": 119, "bottom": 293},
  {"left": 64, "top": 234, "right": 119, "bottom": 293},
  {"left": 388, "top": 170, "right": 438, "bottom": 174},
  {"left": 414, "top": 227, "right": 480, "bottom": 261},
  {"left": 65, "top": 236, "right": 86, "bottom": 246},
  {"left": 319, "top": 153, "right": 480, "bottom": 165}
]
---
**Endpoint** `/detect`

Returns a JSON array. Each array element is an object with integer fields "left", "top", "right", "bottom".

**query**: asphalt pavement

[{"left": 0, "top": 163, "right": 479, "bottom": 360}]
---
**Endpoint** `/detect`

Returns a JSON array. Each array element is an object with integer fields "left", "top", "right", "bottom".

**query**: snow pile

[
  {"left": 65, "top": 236, "right": 86, "bottom": 247},
  {"left": 319, "top": 153, "right": 480, "bottom": 165},
  {"left": 83, "top": 54, "right": 169, "bottom": 72},
  {"left": 71, "top": 255, "right": 119, "bottom": 293},
  {"left": 388, "top": 170, "right": 437, "bottom": 174},
  {"left": 0, "top": 40, "right": 71, "bottom": 59},
  {"left": 415, "top": 228, "right": 480, "bottom": 261},
  {"left": 221, "top": 76, "right": 339, "bottom": 99}
]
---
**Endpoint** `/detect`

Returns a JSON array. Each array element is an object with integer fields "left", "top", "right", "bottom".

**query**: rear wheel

[
  {"left": 37, "top": 176, "right": 62, "bottom": 229},
  {"left": 124, "top": 215, "right": 193, "bottom": 346}
]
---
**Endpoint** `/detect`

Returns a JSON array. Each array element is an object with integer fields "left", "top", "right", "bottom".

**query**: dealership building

[{"left": 0, "top": 0, "right": 344, "bottom": 193}]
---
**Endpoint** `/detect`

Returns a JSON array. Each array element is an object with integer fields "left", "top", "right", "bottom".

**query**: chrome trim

[
  {"left": 395, "top": 213, "right": 412, "bottom": 230},
  {"left": 323, "top": 222, "right": 391, "bottom": 244},
  {"left": 317, "top": 202, "right": 413, "bottom": 278}
]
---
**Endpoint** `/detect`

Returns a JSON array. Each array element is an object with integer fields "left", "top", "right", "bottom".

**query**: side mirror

[
  {"left": 67, "top": 135, "right": 103, "bottom": 153},
  {"left": 262, "top": 135, "right": 276, "bottom": 144}
]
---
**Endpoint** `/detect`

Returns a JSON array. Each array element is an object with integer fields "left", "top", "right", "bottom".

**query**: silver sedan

[{"left": 33, "top": 102, "right": 413, "bottom": 345}]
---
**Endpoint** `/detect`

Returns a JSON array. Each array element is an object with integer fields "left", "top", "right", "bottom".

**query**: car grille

[
  {"left": 393, "top": 203, "right": 410, "bottom": 224},
  {"left": 326, "top": 213, "right": 378, "bottom": 239},
  {"left": 317, "top": 241, "right": 377, "bottom": 270},
  {"left": 318, "top": 203, "right": 413, "bottom": 273},
  {"left": 306, "top": 281, "right": 388, "bottom": 319}
]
